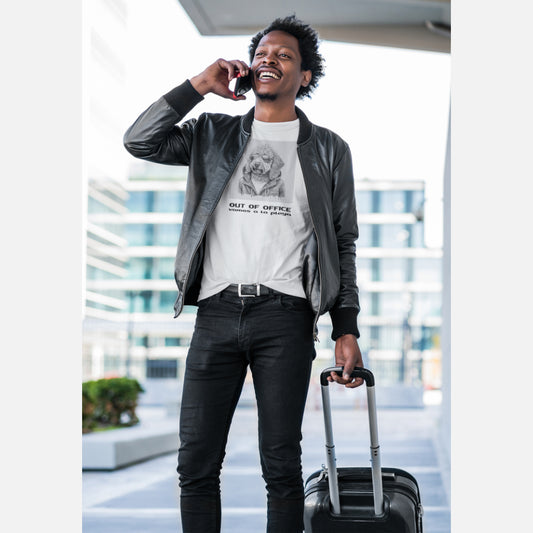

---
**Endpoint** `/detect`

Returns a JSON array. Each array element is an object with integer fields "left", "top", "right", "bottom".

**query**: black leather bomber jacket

[{"left": 123, "top": 80, "right": 360, "bottom": 340}]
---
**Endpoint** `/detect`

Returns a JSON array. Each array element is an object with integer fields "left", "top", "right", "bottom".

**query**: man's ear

[{"left": 301, "top": 70, "right": 312, "bottom": 88}]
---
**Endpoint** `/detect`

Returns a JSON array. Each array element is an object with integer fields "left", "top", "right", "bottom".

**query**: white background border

[{"left": 2, "top": 0, "right": 533, "bottom": 531}]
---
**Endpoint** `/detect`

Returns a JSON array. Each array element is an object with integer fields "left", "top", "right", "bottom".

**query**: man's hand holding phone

[
  {"left": 190, "top": 59, "right": 250, "bottom": 100},
  {"left": 233, "top": 70, "right": 253, "bottom": 98}
]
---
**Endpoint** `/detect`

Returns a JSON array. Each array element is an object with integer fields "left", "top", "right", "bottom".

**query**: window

[
  {"left": 380, "top": 224, "right": 411, "bottom": 248},
  {"left": 127, "top": 258, "right": 153, "bottom": 279},
  {"left": 358, "top": 291, "right": 372, "bottom": 316},
  {"left": 379, "top": 293, "right": 411, "bottom": 319},
  {"left": 157, "top": 257, "right": 175, "bottom": 279},
  {"left": 87, "top": 265, "right": 122, "bottom": 280},
  {"left": 357, "top": 224, "right": 374, "bottom": 247},
  {"left": 412, "top": 258, "right": 442, "bottom": 283},
  {"left": 376, "top": 325, "right": 404, "bottom": 350},
  {"left": 380, "top": 191, "right": 407, "bottom": 213},
  {"left": 158, "top": 291, "right": 177, "bottom": 313},
  {"left": 411, "top": 325, "right": 440, "bottom": 350},
  {"left": 355, "top": 190, "right": 372, "bottom": 213},
  {"left": 356, "top": 258, "right": 372, "bottom": 283},
  {"left": 411, "top": 292, "right": 441, "bottom": 319},
  {"left": 128, "top": 191, "right": 185, "bottom": 213},
  {"left": 132, "top": 335, "right": 149, "bottom": 347},
  {"left": 411, "top": 190, "right": 425, "bottom": 213},
  {"left": 127, "top": 191, "right": 154, "bottom": 212},
  {"left": 356, "top": 326, "right": 371, "bottom": 352},
  {"left": 88, "top": 195, "right": 118, "bottom": 215},
  {"left": 154, "top": 224, "right": 181, "bottom": 246},
  {"left": 129, "top": 291, "right": 153, "bottom": 313},
  {"left": 379, "top": 258, "right": 407, "bottom": 282},
  {"left": 126, "top": 224, "right": 154, "bottom": 246},
  {"left": 154, "top": 191, "right": 185, "bottom": 213},
  {"left": 411, "top": 222, "right": 425, "bottom": 247},
  {"left": 146, "top": 359, "right": 178, "bottom": 378}
]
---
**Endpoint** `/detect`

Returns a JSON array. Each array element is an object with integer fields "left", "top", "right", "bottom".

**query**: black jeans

[{"left": 177, "top": 288, "right": 316, "bottom": 533}]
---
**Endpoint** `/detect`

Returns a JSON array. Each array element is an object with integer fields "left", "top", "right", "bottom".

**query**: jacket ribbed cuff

[
  {"left": 163, "top": 80, "right": 204, "bottom": 117},
  {"left": 330, "top": 306, "right": 360, "bottom": 340}
]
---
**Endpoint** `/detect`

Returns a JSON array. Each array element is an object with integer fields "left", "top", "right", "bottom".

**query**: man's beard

[{"left": 256, "top": 92, "right": 278, "bottom": 101}]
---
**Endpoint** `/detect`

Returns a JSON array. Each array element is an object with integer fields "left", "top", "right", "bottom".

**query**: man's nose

[{"left": 262, "top": 53, "right": 277, "bottom": 65}]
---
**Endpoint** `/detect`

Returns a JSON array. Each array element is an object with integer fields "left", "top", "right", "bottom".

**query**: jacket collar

[{"left": 241, "top": 106, "right": 313, "bottom": 145}]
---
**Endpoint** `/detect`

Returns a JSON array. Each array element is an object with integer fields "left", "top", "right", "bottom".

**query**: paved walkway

[{"left": 83, "top": 392, "right": 450, "bottom": 532}]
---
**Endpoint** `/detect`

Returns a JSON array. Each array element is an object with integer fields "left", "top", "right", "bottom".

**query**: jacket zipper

[
  {"left": 297, "top": 147, "right": 322, "bottom": 342},
  {"left": 178, "top": 139, "right": 250, "bottom": 315}
]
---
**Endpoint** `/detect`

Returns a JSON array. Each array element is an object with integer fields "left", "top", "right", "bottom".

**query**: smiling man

[{"left": 124, "top": 15, "right": 363, "bottom": 533}]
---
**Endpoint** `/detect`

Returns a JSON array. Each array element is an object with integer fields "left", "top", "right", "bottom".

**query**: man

[{"left": 124, "top": 15, "right": 363, "bottom": 533}]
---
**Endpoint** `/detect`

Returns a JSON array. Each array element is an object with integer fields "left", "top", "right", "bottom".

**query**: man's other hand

[{"left": 328, "top": 334, "right": 364, "bottom": 388}]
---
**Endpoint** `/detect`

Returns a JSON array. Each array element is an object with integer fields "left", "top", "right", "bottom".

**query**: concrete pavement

[{"left": 83, "top": 388, "right": 450, "bottom": 532}]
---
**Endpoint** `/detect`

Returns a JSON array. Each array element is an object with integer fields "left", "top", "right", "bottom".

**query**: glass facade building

[
  {"left": 83, "top": 159, "right": 443, "bottom": 397},
  {"left": 325, "top": 179, "right": 443, "bottom": 390},
  {"left": 119, "top": 161, "right": 193, "bottom": 383},
  {"left": 82, "top": 0, "right": 131, "bottom": 380},
  {"left": 80, "top": 0, "right": 443, "bottom": 407},
  {"left": 91, "top": 170, "right": 442, "bottom": 396}
]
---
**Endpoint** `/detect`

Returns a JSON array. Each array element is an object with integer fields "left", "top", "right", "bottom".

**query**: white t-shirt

[{"left": 198, "top": 118, "right": 313, "bottom": 300}]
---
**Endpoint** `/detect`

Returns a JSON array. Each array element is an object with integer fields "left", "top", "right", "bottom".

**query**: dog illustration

[{"left": 239, "top": 143, "right": 285, "bottom": 198}]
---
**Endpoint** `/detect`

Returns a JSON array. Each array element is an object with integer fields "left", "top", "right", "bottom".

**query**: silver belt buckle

[{"left": 238, "top": 283, "right": 260, "bottom": 297}]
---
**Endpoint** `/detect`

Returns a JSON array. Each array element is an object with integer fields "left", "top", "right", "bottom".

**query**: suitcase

[{"left": 303, "top": 366, "right": 424, "bottom": 532}]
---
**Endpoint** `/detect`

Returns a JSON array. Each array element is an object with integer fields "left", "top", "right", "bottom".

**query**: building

[
  {"left": 315, "top": 179, "right": 443, "bottom": 394},
  {"left": 122, "top": 161, "right": 192, "bottom": 386},
  {"left": 84, "top": 164, "right": 442, "bottom": 406},
  {"left": 80, "top": 0, "right": 443, "bottom": 394},
  {"left": 82, "top": 0, "right": 131, "bottom": 380}
]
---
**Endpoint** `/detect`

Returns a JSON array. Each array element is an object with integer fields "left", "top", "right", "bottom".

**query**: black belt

[{"left": 223, "top": 283, "right": 277, "bottom": 297}]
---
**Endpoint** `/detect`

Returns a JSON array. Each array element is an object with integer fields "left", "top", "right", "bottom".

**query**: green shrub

[
  {"left": 82, "top": 381, "right": 97, "bottom": 434},
  {"left": 82, "top": 377, "right": 144, "bottom": 433}
]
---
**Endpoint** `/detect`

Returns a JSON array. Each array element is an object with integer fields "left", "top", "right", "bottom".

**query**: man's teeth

[{"left": 259, "top": 72, "right": 280, "bottom": 80}]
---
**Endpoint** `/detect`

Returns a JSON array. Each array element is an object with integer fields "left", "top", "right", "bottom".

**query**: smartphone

[{"left": 233, "top": 71, "right": 253, "bottom": 97}]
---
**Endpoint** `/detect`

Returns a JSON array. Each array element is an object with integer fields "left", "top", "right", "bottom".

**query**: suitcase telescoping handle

[{"left": 319, "top": 366, "right": 384, "bottom": 516}]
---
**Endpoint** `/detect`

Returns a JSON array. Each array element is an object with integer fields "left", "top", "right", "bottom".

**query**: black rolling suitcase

[{"left": 303, "top": 367, "right": 424, "bottom": 532}]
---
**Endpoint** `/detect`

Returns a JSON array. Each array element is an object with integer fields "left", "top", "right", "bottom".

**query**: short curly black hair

[{"left": 248, "top": 15, "right": 325, "bottom": 99}]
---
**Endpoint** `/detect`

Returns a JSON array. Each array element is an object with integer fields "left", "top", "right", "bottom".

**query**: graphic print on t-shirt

[
  {"left": 228, "top": 139, "right": 297, "bottom": 206},
  {"left": 239, "top": 142, "right": 286, "bottom": 199}
]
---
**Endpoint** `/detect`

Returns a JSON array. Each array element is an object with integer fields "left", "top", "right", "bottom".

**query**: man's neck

[{"left": 254, "top": 99, "right": 298, "bottom": 122}]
